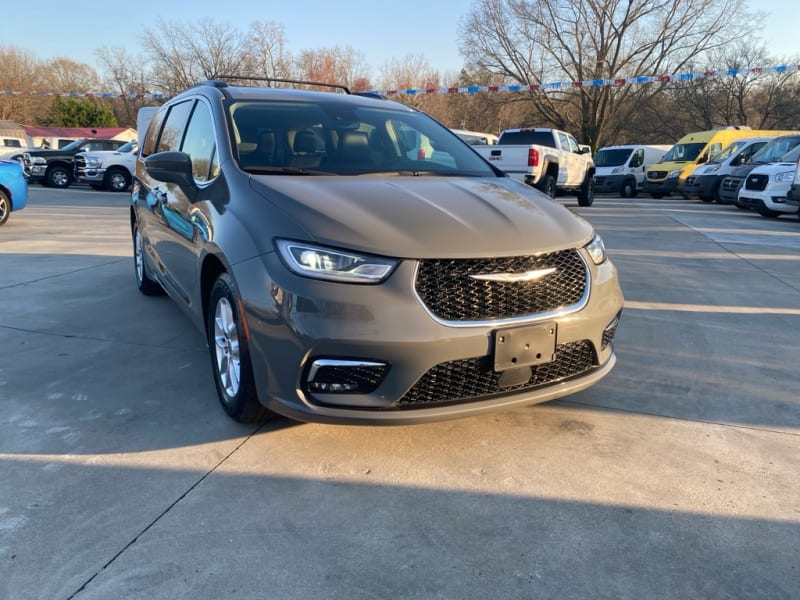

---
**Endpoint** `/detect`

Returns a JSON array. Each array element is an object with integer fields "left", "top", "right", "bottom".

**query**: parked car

[
  {"left": 683, "top": 137, "right": 773, "bottom": 203},
  {"left": 787, "top": 153, "right": 800, "bottom": 219},
  {"left": 593, "top": 144, "right": 671, "bottom": 197},
  {"left": 718, "top": 134, "right": 800, "bottom": 206},
  {"left": 23, "top": 138, "right": 128, "bottom": 188},
  {"left": 0, "top": 158, "right": 28, "bottom": 226},
  {"left": 451, "top": 129, "right": 498, "bottom": 145},
  {"left": 736, "top": 144, "right": 800, "bottom": 218},
  {"left": 131, "top": 80, "right": 623, "bottom": 425},
  {"left": 74, "top": 140, "right": 138, "bottom": 192}
]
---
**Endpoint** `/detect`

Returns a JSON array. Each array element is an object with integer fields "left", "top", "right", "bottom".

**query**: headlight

[
  {"left": 668, "top": 169, "right": 681, "bottom": 179},
  {"left": 31, "top": 156, "right": 47, "bottom": 165},
  {"left": 774, "top": 170, "right": 794, "bottom": 183},
  {"left": 86, "top": 158, "right": 103, "bottom": 168},
  {"left": 611, "top": 166, "right": 623, "bottom": 174},
  {"left": 276, "top": 240, "right": 398, "bottom": 283},
  {"left": 584, "top": 233, "right": 607, "bottom": 265},
  {"left": 703, "top": 164, "right": 720, "bottom": 173}
]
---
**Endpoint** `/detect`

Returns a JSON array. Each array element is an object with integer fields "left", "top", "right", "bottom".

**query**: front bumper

[
  {"left": 683, "top": 174, "right": 720, "bottom": 199},
  {"left": 74, "top": 168, "right": 106, "bottom": 183},
  {"left": 643, "top": 177, "right": 679, "bottom": 196},
  {"left": 232, "top": 250, "right": 624, "bottom": 425},
  {"left": 737, "top": 184, "right": 796, "bottom": 214},
  {"left": 593, "top": 174, "right": 627, "bottom": 194}
]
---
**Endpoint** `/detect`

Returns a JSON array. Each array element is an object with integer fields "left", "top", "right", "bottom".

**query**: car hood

[{"left": 249, "top": 175, "right": 593, "bottom": 258}]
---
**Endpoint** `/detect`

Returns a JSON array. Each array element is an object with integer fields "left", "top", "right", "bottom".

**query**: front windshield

[
  {"left": 117, "top": 140, "right": 137, "bottom": 153},
  {"left": 60, "top": 139, "right": 85, "bottom": 152},
  {"left": 229, "top": 99, "right": 497, "bottom": 177},
  {"left": 710, "top": 140, "right": 748, "bottom": 162},
  {"left": 594, "top": 148, "right": 632, "bottom": 167},
  {"left": 779, "top": 144, "right": 800, "bottom": 163},
  {"left": 660, "top": 142, "right": 706, "bottom": 163},
  {"left": 750, "top": 136, "right": 800, "bottom": 164}
]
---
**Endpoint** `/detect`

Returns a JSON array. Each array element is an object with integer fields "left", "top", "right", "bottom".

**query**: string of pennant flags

[{"left": 1, "top": 63, "right": 799, "bottom": 101}]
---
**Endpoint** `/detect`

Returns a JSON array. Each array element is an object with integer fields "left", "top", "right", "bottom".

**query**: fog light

[
  {"left": 602, "top": 312, "right": 621, "bottom": 350},
  {"left": 306, "top": 359, "right": 389, "bottom": 394},
  {"left": 772, "top": 196, "right": 786, "bottom": 204}
]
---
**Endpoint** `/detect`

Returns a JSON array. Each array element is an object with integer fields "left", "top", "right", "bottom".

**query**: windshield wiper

[{"left": 243, "top": 166, "right": 328, "bottom": 175}]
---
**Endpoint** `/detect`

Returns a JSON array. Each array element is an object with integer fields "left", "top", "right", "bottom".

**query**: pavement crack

[{"left": 66, "top": 423, "right": 267, "bottom": 599}]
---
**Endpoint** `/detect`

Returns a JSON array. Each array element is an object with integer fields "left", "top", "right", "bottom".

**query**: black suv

[
  {"left": 23, "top": 138, "right": 128, "bottom": 188},
  {"left": 131, "top": 79, "right": 622, "bottom": 425}
]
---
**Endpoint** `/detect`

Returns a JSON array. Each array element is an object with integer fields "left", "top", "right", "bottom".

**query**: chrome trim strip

[
  {"left": 307, "top": 359, "right": 387, "bottom": 382},
  {"left": 411, "top": 252, "right": 592, "bottom": 328}
]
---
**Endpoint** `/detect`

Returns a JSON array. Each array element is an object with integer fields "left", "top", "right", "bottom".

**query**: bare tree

[
  {"left": 0, "top": 46, "right": 45, "bottom": 122},
  {"left": 460, "top": 0, "right": 759, "bottom": 148},
  {"left": 40, "top": 58, "right": 99, "bottom": 93},
  {"left": 294, "top": 46, "right": 371, "bottom": 91},
  {"left": 142, "top": 18, "right": 252, "bottom": 93},
  {"left": 245, "top": 20, "right": 294, "bottom": 81},
  {"left": 95, "top": 46, "right": 156, "bottom": 126}
]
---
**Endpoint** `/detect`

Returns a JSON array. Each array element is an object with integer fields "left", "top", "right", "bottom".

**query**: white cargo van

[{"left": 593, "top": 145, "right": 671, "bottom": 197}]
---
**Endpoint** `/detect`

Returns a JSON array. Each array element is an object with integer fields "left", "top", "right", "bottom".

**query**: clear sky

[{"left": 1, "top": 0, "right": 798, "bottom": 82}]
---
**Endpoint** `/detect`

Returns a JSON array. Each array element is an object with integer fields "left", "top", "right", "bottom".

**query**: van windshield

[
  {"left": 750, "top": 136, "right": 800, "bottom": 164},
  {"left": 660, "top": 142, "right": 706, "bottom": 163},
  {"left": 709, "top": 140, "right": 749, "bottom": 163},
  {"left": 594, "top": 148, "right": 632, "bottom": 167}
]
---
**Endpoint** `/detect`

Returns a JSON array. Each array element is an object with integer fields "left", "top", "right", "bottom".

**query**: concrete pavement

[{"left": 1, "top": 188, "right": 798, "bottom": 599}]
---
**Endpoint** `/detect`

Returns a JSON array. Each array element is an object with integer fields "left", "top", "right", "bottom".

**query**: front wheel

[
  {"left": 207, "top": 273, "right": 273, "bottom": 423},
  {"left": 758, "top": 207, "right": 781, "bottom": 218},
  {"left": 0, "top": 190, "right": 10, "bottom": 225},
  {"left": 46, "top": 165, "right": 72, "bottom": 188},
  {"left": 133, "top": 222, "right": 164, "bottom": 296},
  {"left": 104, "top": 167, "right": 132, "bottom": 192},
  {"left": 577, "top": 175, "right": 594, "bottom": 206},
  {"left": 620, "top": 178, "right": 636, "bottom": 198}
]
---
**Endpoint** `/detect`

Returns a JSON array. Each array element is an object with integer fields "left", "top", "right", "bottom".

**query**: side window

[
  {"left": 566, "top": 135, "right": 581, "bottom": 154},
  {"left": 142, "top": 109, "right": 168, "bottom": 157},
  {"left": 181, "top": 102, "right": 219, "bottom": 182},
  {"left": 557, "top": 132, "right": 570, "bottom": 151},
  {"left": 157, "top": 100, "right": 194, "bottom": 154},
  {"left": 629, "top": 149, "right": 644, "bottom": 168}
]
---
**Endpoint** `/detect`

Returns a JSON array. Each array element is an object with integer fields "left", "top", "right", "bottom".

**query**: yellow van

[{"left": 643, "top": 126, "right": 796, "bottom": 198}]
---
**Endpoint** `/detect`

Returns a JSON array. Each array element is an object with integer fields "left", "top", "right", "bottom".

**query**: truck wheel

[
  {"left": 620, "top": 178, "right": 636, "bottom": 198},
  {"left": 577, "top": 176, "right": 594, "bottom": 207},
  {"left": 104, "top": 167, "right": 132, "bottom": 192},
  {"left": 758, "top": 207, "right": 781, "bottom": 218},
  {"left": 537, "top": 175, "right": 556, "bottom": 199},
  {"left": 46, "top": 165, "right": 72, "bottom": 188}
]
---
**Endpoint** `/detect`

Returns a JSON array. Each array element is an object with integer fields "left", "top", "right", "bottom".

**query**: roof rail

[{"left": 214, "top": 75, "right": 351, "bottom": 94}]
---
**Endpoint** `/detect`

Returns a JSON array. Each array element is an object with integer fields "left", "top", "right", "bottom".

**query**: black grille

[
  {"left": 415, "top": 251, "right": 587, "bottom": 321},
  {"left": 397, "top": 340, "right": 597, "bottom": 407},
  {"left": 305, "top": 363, "right": 388, "bottom": 394},
  {"left": 745, "top": 173, "right": 769, "bottom": 191},
  {"left": 648, "top": 170, "right": 667, "bottom": 179},
  {"left": 721, "top": 177, "right": 742, "bottom": 193}
]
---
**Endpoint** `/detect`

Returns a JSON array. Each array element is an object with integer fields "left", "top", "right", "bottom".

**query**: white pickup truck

[
  {"left": 473, "top": 128, "right": 595, "bottom": 206},
  {"left": 73, "top": 140, "right": 138, "bottom": 192}
]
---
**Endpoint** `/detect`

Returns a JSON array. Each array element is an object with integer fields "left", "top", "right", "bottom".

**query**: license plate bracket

[{"left": 493, "top": 322, "right": 557, "bottom": 371}]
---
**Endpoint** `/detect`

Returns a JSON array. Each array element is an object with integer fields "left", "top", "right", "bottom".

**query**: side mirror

[
  {"left": 697, "top": 153, "right": 708, "bottom": 164},
  {"left": 144, "top": 151, "right": 195, "bottom": 188}
]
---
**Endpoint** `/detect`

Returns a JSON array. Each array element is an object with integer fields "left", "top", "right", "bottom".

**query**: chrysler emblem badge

[{"left": 469, "top": 267, "right": 557, "bottom": 283}]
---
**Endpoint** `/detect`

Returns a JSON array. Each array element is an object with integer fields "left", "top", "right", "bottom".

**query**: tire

[
  {"left": 0, "top": 190, "right": 10, "bottom": 225},
  {"left": 537, "top": 175, "right": 556, "bottom": 199},
  {"left": 207, "top": 273, "right": 273, "bottom": 423},
  {"left": 620, "top": 178, "right": 635, "bottom": 198},
  {"left": 758, "top": 207, "right": 781, "bottom": 218},
  {"left": 712, "top": 183, "right": 722, "bottom": 203},
  {"left": 700, "top": 195, "right": 714, "bottom": 203},
  {"left": 46, "top": 165, "right": 72, "bottom": 188},
  {"left": 104, "top": 167, "right": 132, "bottom": 192},
  {"left": 577, "top": 175, "right": 594, "bottom": 206},
  {"left": 132, "top": 222, "right": 164, "bottom": 296}
]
